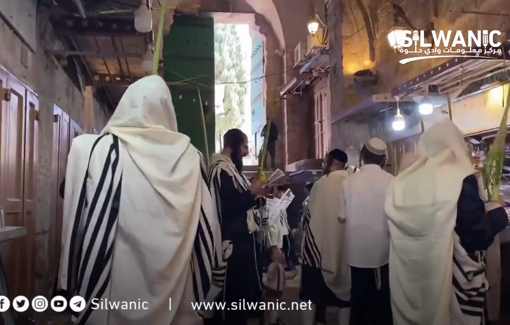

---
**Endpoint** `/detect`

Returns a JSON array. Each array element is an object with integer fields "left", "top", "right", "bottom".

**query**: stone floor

[
  {"left": 13, "top": 265, "right": 510, "bottom": 325},
  {"left": 279, "top": 267, "right": 510, "bottom": 325}
]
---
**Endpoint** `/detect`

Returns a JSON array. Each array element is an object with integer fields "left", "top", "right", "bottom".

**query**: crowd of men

[{"left": 56, "top": 76, "right": 508, "bottom": 325}]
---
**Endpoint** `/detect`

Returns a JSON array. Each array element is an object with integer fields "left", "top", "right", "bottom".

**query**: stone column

[{"left": 327, "top": 0, "right": 344, "bottom": 149}]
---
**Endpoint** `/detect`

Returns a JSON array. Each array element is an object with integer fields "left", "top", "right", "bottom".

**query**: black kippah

[{"left": 328, "top": 149, "right": 348, "bottom": 164}]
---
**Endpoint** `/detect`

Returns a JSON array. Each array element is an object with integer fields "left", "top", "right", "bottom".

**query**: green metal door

[{"left": 163, "top": 15, "right": 215, "bottom": 158}]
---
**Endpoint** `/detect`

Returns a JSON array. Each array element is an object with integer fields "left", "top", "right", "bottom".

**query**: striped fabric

[
  {"left": 65, "top": 134, "right": 122, "bottom": 324},
  {"left": 206, "top": 154, "right": 262, "bottom": 297},
  {"left": 300, "top": 200, "right": 321, "bottom": 269},
  {"left": 64, "top": 135, "right": 218, "bottom": 323},
  {"left": 452, "top": 233, "right": 489, "bottom": 324},
  {"left": 190, "top": 155, "right": 219, "bottom": 317},
  {"left": 208, "top": 154, "right": 260, "bottom": 233}
]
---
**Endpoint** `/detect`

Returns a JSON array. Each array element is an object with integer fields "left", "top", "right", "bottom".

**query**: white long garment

[
  {"left": 268, "top": 210, "right": 289, "bottom": 249},
  {"left": 307, "top": 170, "right": 350, "bottom": 301},
  {"left": 385, "top": 119, "right": 488, "bottom": 325},
  {"left": 340, "top": 165, "right": 394, "bottom": 268},
  {"left": 58, "top": 76, "right": 221, "bottom": 325}
]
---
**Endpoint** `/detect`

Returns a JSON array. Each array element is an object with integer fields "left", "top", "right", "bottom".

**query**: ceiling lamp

[
  {"left": 134, "top": 5, "right": 153, "bottom": 33},
  {"left": 413, "top": 85, "right": 445, "bottom": 115},
  {"left": 392, "top": 97, "right": 406, "bottom": 131},
  {"left": 307, "top": 17, "right": 320, "bottom": 35},
  {"left": 418, "top": 99, "right": 434, "bottom": 115},
  {"left": 387, "top": 25, "right": 408, "bottom": 50}
]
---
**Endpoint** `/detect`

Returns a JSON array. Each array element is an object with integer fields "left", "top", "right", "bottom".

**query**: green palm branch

[{"left": 483, "top": 87, "right": 510, "bottom": 201}]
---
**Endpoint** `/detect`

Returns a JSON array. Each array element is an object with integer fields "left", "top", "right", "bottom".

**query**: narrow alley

[{"left": 0, "top": 0, "right": 509, "bottom": 325}]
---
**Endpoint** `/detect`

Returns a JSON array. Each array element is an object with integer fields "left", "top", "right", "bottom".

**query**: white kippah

[{"left": 365, "top": 138, "right": 387, "bottom": 155}]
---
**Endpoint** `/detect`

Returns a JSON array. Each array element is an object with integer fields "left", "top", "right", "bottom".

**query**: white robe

[
  {"left": 59, "top": 76, "right": 221, "bottom": 325},
  {"left": 307, "top": 170, "right": 350, "bottom": 302},
  {"left": 268, "top": 210, "right": 289, "bottom": 249},
  {"left": 385, "top": 120, "right": 489, "bottom": 325}
]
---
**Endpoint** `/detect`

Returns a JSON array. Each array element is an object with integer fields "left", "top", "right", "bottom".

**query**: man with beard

[
  {"left": 208, "top": 128, "right": 268, "bottom": 325},
  {"left": 300, "top": 149, "right": 351, "bottom": 325}
]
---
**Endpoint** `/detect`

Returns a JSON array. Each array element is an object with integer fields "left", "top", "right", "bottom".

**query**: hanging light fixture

[
  {"left": 414, "top": 85, "right": 445, "bottom": 115},
  {"left": 134, "top": 4, "right": 153, "bottom": 33},
  {"left": 392, "top": 97, "right": 406, "bottom": 131},
  {"left": 418, "top": 97, "right": 434, "bottom": 115},
  {"left": 307, "top": 16, "right": 320, "bottom": 35},
  {"left": 387, "top": 25, "right": 408, "bottom": 50}
]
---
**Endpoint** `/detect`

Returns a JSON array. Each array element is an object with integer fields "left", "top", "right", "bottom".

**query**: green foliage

[
  {"left": 214, "top": 24, "right": 247, "bottom": 139},
  {"left": 484, "top": 88, "right": 510, "bottom": 201}
]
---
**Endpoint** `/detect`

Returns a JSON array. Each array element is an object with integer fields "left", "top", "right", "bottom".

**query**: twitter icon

[{"left": 13, "top": 296, "right": 29, "bottom": 312}]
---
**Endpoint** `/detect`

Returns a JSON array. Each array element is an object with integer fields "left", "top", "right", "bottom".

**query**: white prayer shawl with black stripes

[
  {"left": 58, "top": 75, "right": 220, "bottom": 325},
  {"left": 303, "top": 171, "right": 351, "bottom": 302},
  {"left": 208, "top": 153, "right": 260, "bottom": 233},
  {"left": 204, "top": 154, "right": 260, "bottom": 310},
  {"left": 300, "top": 199, "right": 320, "bottom": 268},
  {"left": 451, "top": 234, "right": 489, "bottom": 325}
]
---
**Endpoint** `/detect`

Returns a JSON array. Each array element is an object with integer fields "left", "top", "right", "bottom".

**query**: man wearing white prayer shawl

[
  {"left": 208, "top": 128, "right": 269, "bottom": 325},
  {"left": 338, "top": 138, "right": 394, "bottom": 325},
  {"left": 385, "top": 119, "right": 508, "bottom": 325},
  {"left": 58, "top": 75, "right": 222, "bottom": 325},
  {"left": 300, "top": 149, "right": 351, "bottom": 325}
]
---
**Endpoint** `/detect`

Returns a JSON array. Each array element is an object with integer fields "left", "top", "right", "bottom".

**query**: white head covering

[
  {"left": 385, "top": 119, "right": 481, "bottom": 325},
  {"left": 102, "top": 75, "right": 201, "bottom": 206},
  {"left": 365, "top": 138, "right": 387, "bottom": 156},
  {"left": 101, "top": 75, "right": 210, "bottom": 320},
  {"left": 390, "top": 120, "right": 474, "bottom": 207},
  {"left": 60, "top": 75, "right": 219, "bottom": 324}
]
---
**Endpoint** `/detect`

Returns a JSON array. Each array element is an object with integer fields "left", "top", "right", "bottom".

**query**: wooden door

[
  {"left": 164, "top": 15, "right": 215, "bottom": 157},
  {"left": 0, "top": 74, "right": 26, "bottom": 297},
  {"left": 50, "top": 106, "right": 69, "bottom": 278},
  {"left": 71, "top": 120, "right": 83, "bottom": 139},
  {"left": 21, "top": 91, "right": 38, "bottom": 297}
]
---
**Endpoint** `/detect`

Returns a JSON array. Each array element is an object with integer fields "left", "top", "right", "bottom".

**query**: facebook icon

[{"left": 0, "top": 296, "right": 11, "bottom": 312}]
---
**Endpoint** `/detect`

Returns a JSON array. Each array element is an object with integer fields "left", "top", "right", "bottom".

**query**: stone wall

[
  {"left": 327, "top": 0, "right": 510, "bottom": 162},
  {"left": 0, "top": 9, "right": 109, "bottom": 295}
]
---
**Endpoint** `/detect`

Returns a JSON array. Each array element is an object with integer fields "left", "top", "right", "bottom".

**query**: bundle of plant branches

[{"left": 483, "top": 87, "right": 510, "bottom": 201}]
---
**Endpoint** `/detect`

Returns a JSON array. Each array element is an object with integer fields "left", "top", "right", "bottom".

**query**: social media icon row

[{"left": 0, "top": 295, "right": 86, "bottom": 313}]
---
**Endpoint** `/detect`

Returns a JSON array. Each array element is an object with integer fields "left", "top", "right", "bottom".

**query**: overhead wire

[{"left": 165, "top": 70, "right": 288, "bottom": 88}]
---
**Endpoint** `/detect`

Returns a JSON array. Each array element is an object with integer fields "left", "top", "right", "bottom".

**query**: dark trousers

[
  {"left": 282, "top": 234, "right": 298, "bottom": 268},
  {"left": 223, "top": 242, "right": 263, "bottom": 325},
  {"left": 267, "top": 141, "right": 276, "bottom": 169},
  {"left": 350, "top": 264, "right": 392, "bottom": 325}
]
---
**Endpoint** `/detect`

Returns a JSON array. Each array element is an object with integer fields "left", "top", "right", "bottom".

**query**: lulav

[
  {"left": 483, "top": 86, "right": 510, "bottom": 201},
  {"left": 152, "top": 0, "right": 168, "bottom": 75}
]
